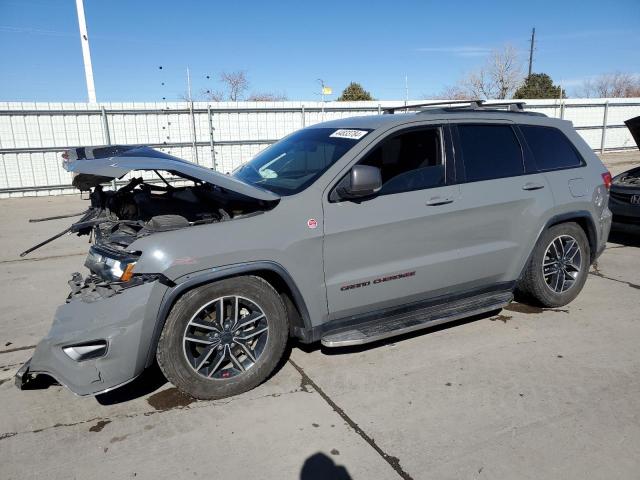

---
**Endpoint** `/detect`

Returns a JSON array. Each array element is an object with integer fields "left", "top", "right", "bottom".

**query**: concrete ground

[{"left": 0, "top": 152, "right": 639, "bottom": 479}]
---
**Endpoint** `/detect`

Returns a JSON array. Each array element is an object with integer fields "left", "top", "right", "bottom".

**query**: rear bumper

[
  {"left": 596, "top": 207, "right": 612, "bottom": 259},
  {"left": 15, "top": 281, "right": 159, "bottom": 396}
]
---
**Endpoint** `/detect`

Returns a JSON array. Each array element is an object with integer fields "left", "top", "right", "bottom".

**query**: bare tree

[
  {"left": 577, "top": 72, "right": 640, "bottom": 98},
  {"left": 246, "top": 92, "right": 288, "bottom": 101},
  {"left": 426, "top": 85, "right": 474, "bottom": 100},
  {"left": 201, "top": 71, "right": 288, "bottom": 102},
  {"left": 461, "top": 45, "right": 524, "bottom": 99},
  {"left": 218, "top": 71, "right": 249, "bottom": 101},
  {"left": 202, "top": 89, "right": 225, "bottom": 102}
]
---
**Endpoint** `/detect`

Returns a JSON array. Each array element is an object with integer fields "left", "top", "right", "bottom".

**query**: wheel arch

[
  {"left": 545, "top": 211, "right": 597, "bottom": 262},
  {"left": 144, "top": 261, "right": 312, "bottom": 368},
  {"left": 519, "top": 210, "right": 598, "bottom": 283}
]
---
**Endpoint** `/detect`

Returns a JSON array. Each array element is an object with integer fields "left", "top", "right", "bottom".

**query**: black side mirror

[{"left": 335, "top": 165, "right": 382, "bottom": 201}]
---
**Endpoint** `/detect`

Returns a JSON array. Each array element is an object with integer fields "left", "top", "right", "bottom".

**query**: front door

[{"left": 322, "top": 124, "right": 466, "bottom": 320}]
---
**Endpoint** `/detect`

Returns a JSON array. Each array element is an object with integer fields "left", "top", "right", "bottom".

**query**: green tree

[
  {"left": 514, "top": 73, "right": 564, "bottom": 99},
  {"left": 337, "top": 82, "right": 373, "bottom": 101}
]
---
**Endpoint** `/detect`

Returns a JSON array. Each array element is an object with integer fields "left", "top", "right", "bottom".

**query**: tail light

[{"left": 601, "top": 171, "right": 612, "bottom": 190}]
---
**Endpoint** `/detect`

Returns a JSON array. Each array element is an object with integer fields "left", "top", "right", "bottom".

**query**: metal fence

[{"left": 0, "top": 98, "right": 638, "bottom": 197}]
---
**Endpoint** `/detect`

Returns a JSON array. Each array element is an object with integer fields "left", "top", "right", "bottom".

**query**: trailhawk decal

[
  {"left": 340, "top": 271, "right": 416, "bottom": 291},
  {"left": 329, "top": 129, "right": 369, "bottom": 140}
]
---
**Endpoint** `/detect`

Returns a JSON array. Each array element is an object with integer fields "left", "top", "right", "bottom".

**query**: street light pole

[
  {"left": 75, "top": 0, "right": 97, "bottom": 103},
  {"left": 318, "top": 79, "right": 325, "bottom": 113}
]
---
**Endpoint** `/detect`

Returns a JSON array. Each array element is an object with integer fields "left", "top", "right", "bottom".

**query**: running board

[{"left": 321, "top": 291, "right": 513, "bottom": 347}]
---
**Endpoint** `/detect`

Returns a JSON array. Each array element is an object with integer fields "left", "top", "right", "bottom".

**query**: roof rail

[
  {"left": 383, "top": 99, "right": 528, "bottom": 114},
  {"left": 467, "top": 101, "right": 527, "bottom": 112},
  {"left": 382, "top": 100, "right": 483, "bottom": 114}
]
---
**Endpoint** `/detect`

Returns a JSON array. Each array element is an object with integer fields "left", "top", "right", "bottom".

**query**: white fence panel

[{"left": 0, "top": 99, "right": 638, "bottom": 198}]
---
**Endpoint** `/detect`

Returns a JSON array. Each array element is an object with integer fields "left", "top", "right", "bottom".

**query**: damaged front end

[
  {"left": 16, "top": 145, "right": 279, "bottom": 395},
  {"left": 16, "top": 279, "right": 162, "bottom": 395}
]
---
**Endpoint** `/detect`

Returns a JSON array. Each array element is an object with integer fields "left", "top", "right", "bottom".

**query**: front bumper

[
  {"left": 609, "top": 189, "right": 640, "bottom": 224},
  {"left": 15, "top": 281, "right": 159, "bottom": 396}
]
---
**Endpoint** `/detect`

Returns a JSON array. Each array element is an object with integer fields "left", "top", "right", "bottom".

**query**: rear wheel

[
  {"left": 157, "top": 276, "right": 289, "bottom": 400},
  {"left": 516, "top": 222, "right": 590, "bottom": 307}
]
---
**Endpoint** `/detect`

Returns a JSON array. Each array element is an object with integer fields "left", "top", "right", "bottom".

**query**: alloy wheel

[
  {"left": 183, "top": 295, "right": 269, "bottom": 379},
  {"left": 542, "top": 234, "right": 582, "bottom": 293}
]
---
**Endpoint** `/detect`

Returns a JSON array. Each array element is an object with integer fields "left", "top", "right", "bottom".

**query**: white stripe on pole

[{"left": 75, "top": 0, "right": 97, "bottom": 103}]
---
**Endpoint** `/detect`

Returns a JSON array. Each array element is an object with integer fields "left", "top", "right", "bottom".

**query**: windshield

[{"left": 233, "top": 127, "right": 371, "bottom": 195}]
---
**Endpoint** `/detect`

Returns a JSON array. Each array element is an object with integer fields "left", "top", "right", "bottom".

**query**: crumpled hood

[{"left": 62, "top": 145, "right": 280, "bottom": 202}]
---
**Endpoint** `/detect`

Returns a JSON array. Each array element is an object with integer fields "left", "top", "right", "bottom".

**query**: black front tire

[
  {"left": 516, "top": 222, "right": 590, "bottom": 308},
  {"left": 156, "top": 276, "right": 289, "bottom": 400}
]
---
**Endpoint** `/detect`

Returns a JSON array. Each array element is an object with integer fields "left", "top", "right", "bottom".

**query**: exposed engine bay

[
  {"left": 82, "top": 175, "right": 271, "bottom": 250},
  {"left": 612, "top": 166, "right": 640, "bottom": 187},
  {"left": 21, "top": 175, "right": 274, "bottom": 259},
  {"left": 20, "top": 145, "right": 281, "bottom": 293}
]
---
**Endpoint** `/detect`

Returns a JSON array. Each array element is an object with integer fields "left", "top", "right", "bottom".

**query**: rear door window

[
  {"left": 520, "top": 125, "right": 584, "bottom": 171},
  {"left": 457, "top": 124, "right": 524, "bottom": 182}
]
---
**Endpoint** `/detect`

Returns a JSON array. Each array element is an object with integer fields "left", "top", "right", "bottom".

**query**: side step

[{"left": 321, "top": 291, "right": 513, "bottom": 347}]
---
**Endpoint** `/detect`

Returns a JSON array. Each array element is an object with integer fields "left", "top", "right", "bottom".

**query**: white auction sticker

[{"left": 329, "top": 129, "right": 369, "bottom": 140}]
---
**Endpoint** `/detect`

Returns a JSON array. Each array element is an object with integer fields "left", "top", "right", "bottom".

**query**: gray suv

[{"left": 16, "top": 100, "right": 612, "bottom": 400}]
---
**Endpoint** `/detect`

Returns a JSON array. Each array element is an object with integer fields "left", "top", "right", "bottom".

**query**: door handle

[
  {"left": 426, "top": 196, "right": 454, "bottom": 206},
  {"left": 522, "top": 182, "right": 545, "bottom": 191}
]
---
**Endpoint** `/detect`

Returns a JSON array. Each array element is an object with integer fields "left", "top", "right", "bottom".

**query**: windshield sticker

[{"left": 329, "top": 129, "right": 369, "bottom": 140}]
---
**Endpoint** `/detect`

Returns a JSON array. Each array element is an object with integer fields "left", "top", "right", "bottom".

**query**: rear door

[
  {"left": 322, "top": 123, "right": 467, "bottom": 320},
  {"left": 449, "top": 122, "right": 554, "bottom": 284}
]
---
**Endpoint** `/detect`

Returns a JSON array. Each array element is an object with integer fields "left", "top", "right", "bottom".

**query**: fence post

[
  {"left": 600, "top": 101, "right": 609, "bottom": 154},
  {"left": 101, "top": 106, "right": 111, "bottom": 144},
  {"left": 378, "top": 103, "right": 382, "bottom": 115},
  {"left": 100, "top": 106, "right": 116, "bottom": 190},
  {"left": 560, "top": 102, "right": 565, "bottom": 119},
  {"left": 189, "top": 100, "right": 199, "bottom": 164},
  {"left": 208, "top": 106, "right": 216, "bottom": 171},
  {"left": 301, "top": 105, "right": 306, "bottom": 127}
]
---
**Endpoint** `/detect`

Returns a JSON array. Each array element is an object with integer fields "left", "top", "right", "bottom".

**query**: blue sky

[{"left": 1, "top": 0, "right": 639, "bottom": 102}]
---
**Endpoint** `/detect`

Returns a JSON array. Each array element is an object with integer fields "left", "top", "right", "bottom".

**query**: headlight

[{"left": 85, "top": 246, "right": 140, "bottom": 282}]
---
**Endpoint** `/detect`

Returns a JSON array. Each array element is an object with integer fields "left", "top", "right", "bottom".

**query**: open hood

[
  {"left": 62, "top": 145, "right": 280, "bottom": 202},
  {"left": 625, "top": 116, "right": 640, "bottom": 151}
]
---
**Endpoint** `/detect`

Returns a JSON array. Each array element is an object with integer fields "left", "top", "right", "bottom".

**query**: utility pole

[
  {"left": 75, "top": 0, "right": 97, "bottom": 103},
  {"left": 528, "top": 27, "right": 536, "bottom": 77}
]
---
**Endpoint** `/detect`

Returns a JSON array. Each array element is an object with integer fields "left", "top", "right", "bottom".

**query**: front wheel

[
  {"left": 516, "top": 222, "right": 590, "bottom": 308},
  {"left": 157, "top": 276, "right": 289, "bottom": 400}
]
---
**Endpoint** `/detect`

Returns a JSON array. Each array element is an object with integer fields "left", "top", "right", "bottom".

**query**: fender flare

[{"left": 144, "top": 261, "right": 312, "bottom": 367}]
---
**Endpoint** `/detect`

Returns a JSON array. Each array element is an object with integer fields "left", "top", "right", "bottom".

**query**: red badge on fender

[{"left": 307, "top": 218, "right": 318, "bottom": 229}]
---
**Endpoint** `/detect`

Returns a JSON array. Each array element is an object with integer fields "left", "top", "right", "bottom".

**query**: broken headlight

[{"left": 85, "top": 246, "right": 140, "bottom": 282}]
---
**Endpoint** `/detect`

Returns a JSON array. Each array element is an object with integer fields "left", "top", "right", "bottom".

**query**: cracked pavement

[{"left": 1, "top": 152, "right": 640, "bottom": 479}]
